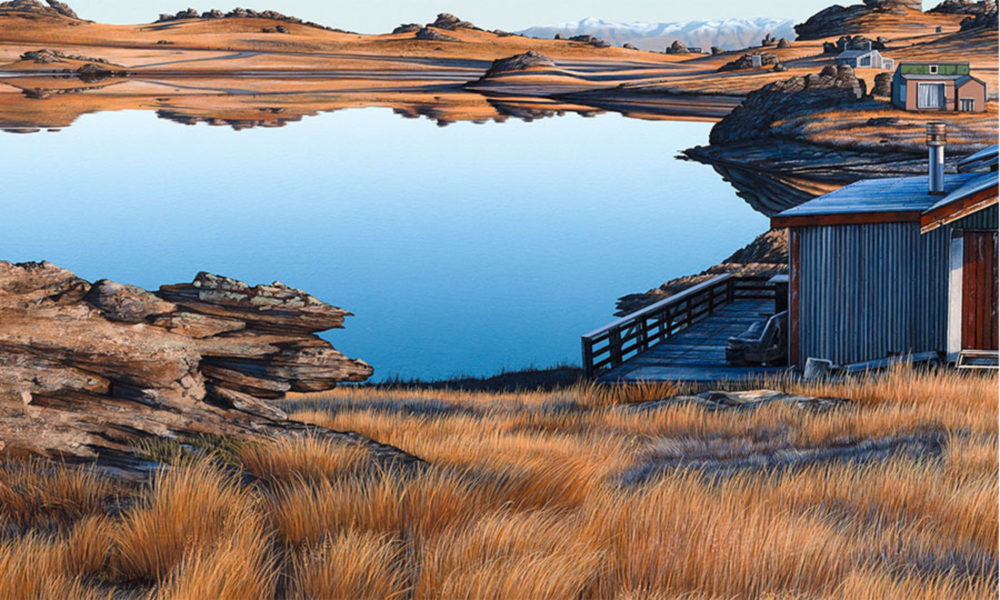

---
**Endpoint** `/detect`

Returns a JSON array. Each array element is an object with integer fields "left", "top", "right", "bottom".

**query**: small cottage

[
  {"left": 891, "top": 62, "right": 987, "bottom": 112},
  {"left": 770, "top": 126, "right": 998, "bottom": 369},
  {"left": 835, "top": 47, "right": 894, "bottom": 70}
]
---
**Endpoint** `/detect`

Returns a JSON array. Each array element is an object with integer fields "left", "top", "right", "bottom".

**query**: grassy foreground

[{"left": 0, "top": 367, "right": 996, "bottom": 599}]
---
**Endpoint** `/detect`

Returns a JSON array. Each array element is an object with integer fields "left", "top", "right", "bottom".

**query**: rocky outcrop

[
  {"left": 777, "top": 38, "right": 791, "bottom": 48},
  {"left": 569, "top": 34, "right": 610, "bottom": 48},
  {"left": 795, "top": 0, "right": 921, "bottom": 40},
  {"left": 20, "top": 49, "right": 115, "bottom": 65},
  {"left": 665, "top": 40, "right": 689, "bottom": 54},
  {"left": 0, "top": 0, "right": 78, "bottom": 18},
  {"left": 76, "top": 63, "right": 128, "bottom": 82},
  {"left": 153, "top": 7, "right": 342, "bottom": 31},
  {"left": 710, "top": 65, "right": 865, "bottom": 145},
  {"left": 615, "top": 229, "right": 788, "bottom": 316},
  {"left": 480, "top": 50, "right": 555, "bottom": 78},
  {"left": 823, "top": 35, "right": 886, "bottom": 54},
  {"left": 960, "top": 5, "right": 999, "bottom": 28},
  {"left": 392, "top": 23, "right": 421, "bottom": 34},
  {"left": 426, "top": 13, "right": 479, "bottom": 30},
  {"left": 0, "top": 262, "right": 397, "bottom": 470},
  {"left": 929, "top": 0, "right": 996, "bottom": 16},
  {"left": 415, "top": 27, "right": 459, "bottom": 42},
  {"left": 717, "top": 53, "right": 779, "bottom": 72}
]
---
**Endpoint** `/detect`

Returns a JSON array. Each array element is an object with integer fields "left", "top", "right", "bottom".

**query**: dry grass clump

[
  {"left": 110, "top": 460, "right": 250, "bottom": 583},
  {"left": 239, "top": 435, "right": 370, "bottom": 484},
  {"left": 290, "top": 530, "right": 407, "bottom": 600},
  {"left": 0, "top": 462, "right": 117, "bottom": 529},
  {"left": 0, "top": 366, "right": 995, "bottom": 598}
]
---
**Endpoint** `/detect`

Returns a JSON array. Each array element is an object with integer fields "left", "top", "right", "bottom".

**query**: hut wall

[{"left": 795, "top": 222, "right": 950, "bottom": 366}]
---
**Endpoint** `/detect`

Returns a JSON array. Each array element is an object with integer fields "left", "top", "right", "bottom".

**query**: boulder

[
  {"left": 665, "top": 39, "right": 689, "bottom": 54},
  {"left": 0, "top": 262, "right": 391, "bottom": 470},
  {"left": 0, "top": 0, "right": 78, "bottom": 18},
  {"left": 777, "top": 38, "right": 791, "bottom": 48},
  {"left": 480, "top": 50, "right": 555, "bottom": 79},
  {"left": 773, "top": 63, "right": 788, "bottom": 71},
  {"left": 960, "top": 6, "right": 998, "bottom": 28},
  {"left": 928, "top": 0, "right": 996, "bottom": 15},
  {"left": 427, "top": 13, "right": 478, "bottom": 30},
  {"left": 392, "top": 23, "right": 421, "bottom": 34},
  {"left": 415, "top": 27, "right": 459, "bottom": 42},
  {"left": 717, "top": 52, "right": 779, "bottom": 72},
  {"left": 711, "top": 46, "right": 724, "bottom": 55},
  {"left": 569, "top": 34, "right": 610, "bottom": 47},
  {"left": 623, "top": 42, "right": 638, "bottom": 50},
  {"left": 761, "top": 32, "right": 776, "bottom": 46},
  {"left": 871, "top": 72, "right": 893, "bottom": 96},
  {"left": 20, "top": 49, "right": 62, "bottom": 63}
]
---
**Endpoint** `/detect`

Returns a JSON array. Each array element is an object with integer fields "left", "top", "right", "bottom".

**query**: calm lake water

[{"left": 1, "top": 108, "right": 768, "bottom": 380}]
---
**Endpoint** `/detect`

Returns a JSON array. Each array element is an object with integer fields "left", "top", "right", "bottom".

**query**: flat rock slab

[{"left": 624, "top": 389, "right": 849, "bottom": 412}]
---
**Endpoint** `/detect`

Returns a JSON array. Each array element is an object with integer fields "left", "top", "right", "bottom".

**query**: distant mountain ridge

[{"left": 517, "top": 17, "right": 796, "bottom": 52}]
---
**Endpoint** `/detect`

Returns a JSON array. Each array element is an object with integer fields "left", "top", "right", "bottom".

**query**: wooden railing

[{"left": 581, "top": 275, "right": 775, "bottom": 378}]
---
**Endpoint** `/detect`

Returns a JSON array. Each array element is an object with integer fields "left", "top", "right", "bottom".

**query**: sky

[{"left": 65, "top": 0, "right": 894, "bottom": 33}]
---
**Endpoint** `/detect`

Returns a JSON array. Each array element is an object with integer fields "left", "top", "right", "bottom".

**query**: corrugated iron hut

[
  {"left": 771, "top": 125, "right": 998, "bottom": 368},
  {"left": 891, "top": 62, "right": 987, "bottom": 112}
]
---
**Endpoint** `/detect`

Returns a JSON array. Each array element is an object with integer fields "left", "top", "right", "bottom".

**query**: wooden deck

[{"left": 598, "top": 299, "right": 788, "bottom": 383}]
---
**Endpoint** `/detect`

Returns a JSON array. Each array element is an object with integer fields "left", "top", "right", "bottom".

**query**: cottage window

[
  {"left": 929, "top": 65, "right": 939, "bottom": 74},
  {"left": 960, "top": 98, "right": 975, "bottom": 112},
  {"left": 860, "top": 55, "right": 871, "bottom": 67},
  {"left": 918, "top": 83, "right": 946, "bottom": 109}
]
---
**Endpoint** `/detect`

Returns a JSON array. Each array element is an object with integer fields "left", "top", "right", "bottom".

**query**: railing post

[
  {"left": 581, "top": 337, "right": 594, "bottom": 379},
  {"left": 609, "top": 329, "right": 622, "bottom": 367}
]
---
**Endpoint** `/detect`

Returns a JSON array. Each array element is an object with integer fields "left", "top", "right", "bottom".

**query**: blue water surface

[{"left": 1, "top": 108, "right": 768, "bottom": 380}]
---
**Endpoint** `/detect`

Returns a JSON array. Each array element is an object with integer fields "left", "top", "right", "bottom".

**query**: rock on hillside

[
  {"left": 0, "top": 0, "right": 78, "bottom": 18},
  {"left": 717, "top": 53, "right": 779, "bottom": 72},
  {"left": 795, "top": 0, "right": 922, "bottom": 39},
  {"left": 426, "top": 13, "right": 480, "bottom": 30},
  {"left": 415, "top": 27, "right": 459, "bottom": 42},
  {"left": 481, "top": 51, "right": 555, "bottom": 78},
  {"left": 710, "top": 65, "right": 866, "bottom": 145},
  {"left": 929, "top": 0, "right": 997, "bottom": 16},
  {"left": 0, "top": 262, "right": 408, "bottom": 471},
  {"left": 153, "top": 7, "right": 342, "bottom": 31}
]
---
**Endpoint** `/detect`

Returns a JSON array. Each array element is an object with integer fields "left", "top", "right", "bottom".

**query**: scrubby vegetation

[{"left": 0, "top": 367, "right": 995, "bottom": 599}]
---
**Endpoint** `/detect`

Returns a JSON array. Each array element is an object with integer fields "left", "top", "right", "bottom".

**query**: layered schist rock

[{"left": 0, "top": 262, "right": 413, "bottom": 470}]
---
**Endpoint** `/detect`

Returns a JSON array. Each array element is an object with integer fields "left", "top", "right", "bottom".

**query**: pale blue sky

[{"left": 66, "top": 0, "right": 928, "bottom": 33}]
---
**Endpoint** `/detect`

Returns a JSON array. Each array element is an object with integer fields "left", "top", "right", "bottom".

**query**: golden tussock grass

[{"left": 0, "top": 366, "right": 994, "bottom": 598}]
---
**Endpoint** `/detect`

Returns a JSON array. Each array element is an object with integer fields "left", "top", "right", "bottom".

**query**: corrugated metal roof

[
  {"left": 958, "top": 144, "right": 998, "bottom": 172},
  {"left": 924, "top": 171, "right": 999, "bottom": 214},
  {"left": 775, "top": 174, "right": 981, "bottom": 218},
  {"left": 899, "top": 73, "right": 964, "bottom": 81},
  {"left": 837, "top": 50, "right": 870, "bottom": 58}
]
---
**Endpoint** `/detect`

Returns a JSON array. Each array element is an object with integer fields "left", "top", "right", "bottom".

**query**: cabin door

[{"left": 961, "top": 231, "right": 999, "bottom": 351}]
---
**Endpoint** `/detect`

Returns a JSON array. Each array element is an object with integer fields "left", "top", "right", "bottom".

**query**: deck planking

[{"left": 598, "top": 299, "right": 788, "bottom": 383}]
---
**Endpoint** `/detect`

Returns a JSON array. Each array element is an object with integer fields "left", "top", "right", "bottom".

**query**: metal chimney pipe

[{"left": 927, "top": 122, "right": 947, "bottom": 195}]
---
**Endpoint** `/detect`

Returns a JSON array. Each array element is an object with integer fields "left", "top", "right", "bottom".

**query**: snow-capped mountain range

[{"left": 517, "top": 17, "right": 797, "bottom": 52}]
